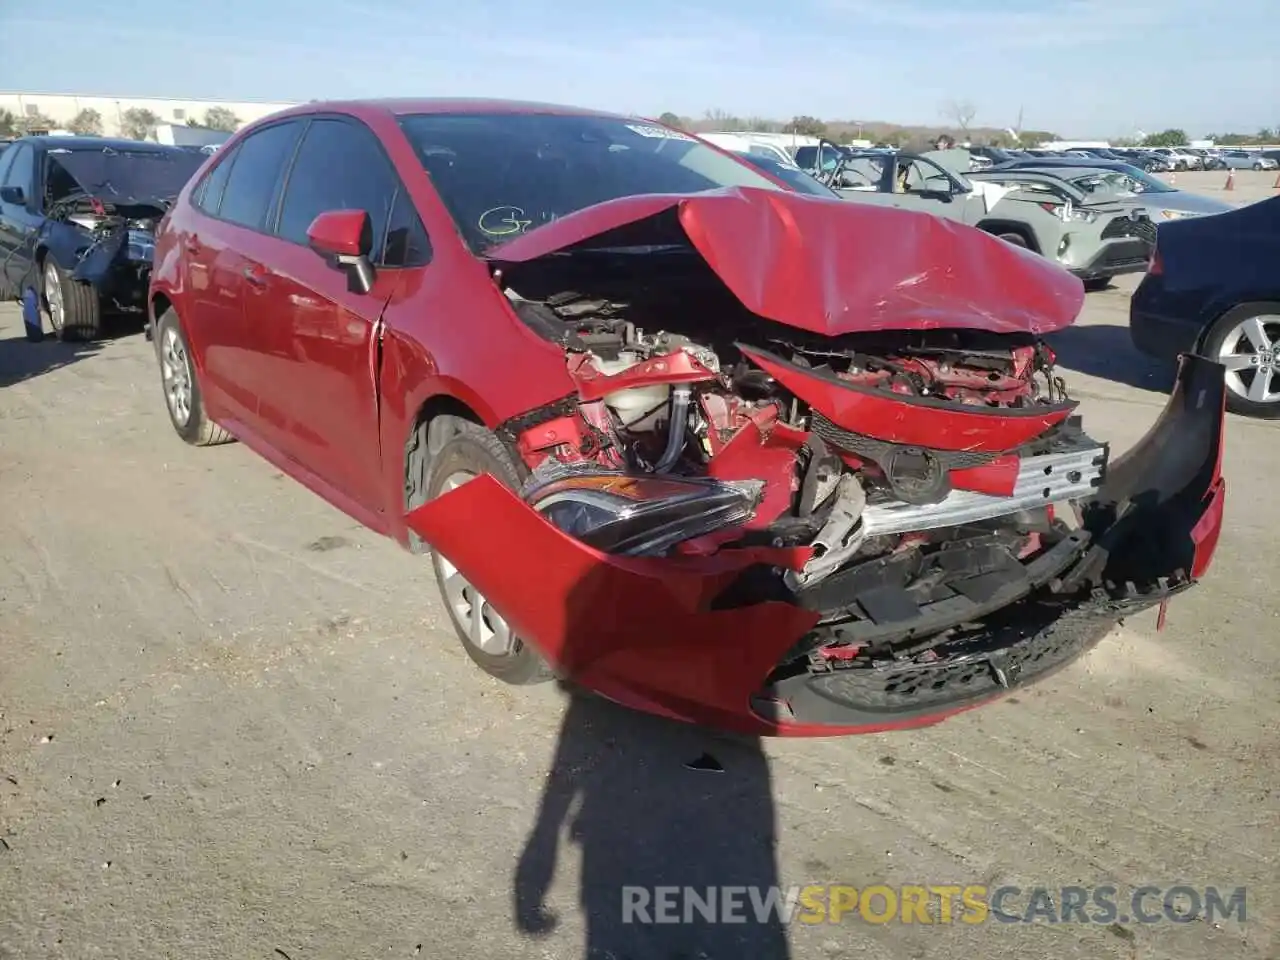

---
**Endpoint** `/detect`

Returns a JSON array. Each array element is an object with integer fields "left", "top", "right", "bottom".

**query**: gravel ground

[{"left": 1, "top": 183, "right": 1277, "bottom": 960}]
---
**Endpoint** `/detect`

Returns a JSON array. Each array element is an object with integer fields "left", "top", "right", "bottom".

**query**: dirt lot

[{"left": 1, "top": 181, "right": 1277, "bottom": 960}]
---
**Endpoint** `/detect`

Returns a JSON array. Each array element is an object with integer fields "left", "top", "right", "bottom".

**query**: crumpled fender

[
  {"left": 70, "top": 226, "right": 128, "bottom": 284},
  {"left": 405, "top": 473, "right": 821, "bottom": 732}
]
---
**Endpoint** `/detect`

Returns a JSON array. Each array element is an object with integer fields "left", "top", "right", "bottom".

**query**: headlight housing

[{"left": 524, "top": 466, "right": 763, "bottom": 556}]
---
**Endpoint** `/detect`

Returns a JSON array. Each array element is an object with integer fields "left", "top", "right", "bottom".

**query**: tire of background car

[
  {"left": 424, "top": 420, "right": 555, "bottom": 685},
  {"left": 1082, "top": 278, "right": 1112, "bottom": 292},
  {"left": 154, "top": 307, "right": 235, "bottom": 445},
  {"left": 1199, "top": 302, "right": 1280, "bottom": 419},
  {"left": 1253, "top": 161, "right": 1264, "bottom": 171},
  {"left": 41, "top": 255, "right": 101, "bottom": 341}
]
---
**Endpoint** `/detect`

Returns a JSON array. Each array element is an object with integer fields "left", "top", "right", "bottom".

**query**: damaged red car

[{"left": 148, "top": 100, "right": 1228, "bottom": 736}]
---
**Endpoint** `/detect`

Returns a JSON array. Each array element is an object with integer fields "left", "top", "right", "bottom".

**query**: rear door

[
  {"left": 252, "top": 115, "right": 432, "bottom": 511},
  {"left": 0, "top": 144, "right": 40, "bottom": 296},
  {"left": 0, "top": 145, "right": 20, "bottom": 298},
  {"left": 184, "top": 120, "right": 306, "bottom": 443}
]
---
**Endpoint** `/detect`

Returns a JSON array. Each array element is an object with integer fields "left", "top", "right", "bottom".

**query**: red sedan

[{"left": 148, "top": 99, "right": 1227, "bottom": 736}]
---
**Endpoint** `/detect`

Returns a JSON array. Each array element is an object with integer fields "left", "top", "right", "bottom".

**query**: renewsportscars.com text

[{"left": 621, "top": 884, "right": 1247, "bottom": 926}]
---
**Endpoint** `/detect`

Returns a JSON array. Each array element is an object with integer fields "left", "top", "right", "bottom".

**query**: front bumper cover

[{"left": 405, "top": 354, "right": 1226, "bottom": 736}]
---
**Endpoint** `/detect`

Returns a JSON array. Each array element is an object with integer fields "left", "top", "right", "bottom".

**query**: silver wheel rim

[
  {"left": 1217, "top": 314, "right": 1280, "bottom": 405},
  {"left": 44, "top": 263, "right": 64, "bottom": 330},
  {"left": 161, "top": 326, "right": 193, "bottom": 426},
  {"left": 437, "top": 471, "right": 517, "bottom": 657}
]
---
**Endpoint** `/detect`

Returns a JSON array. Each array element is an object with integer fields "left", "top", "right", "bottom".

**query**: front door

[{"left": 244, "top": 115, "right": 432, "bottom": 512}]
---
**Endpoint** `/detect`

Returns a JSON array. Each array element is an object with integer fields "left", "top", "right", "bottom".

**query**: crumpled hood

[
  {"left": 48, "top": 146, "right": 206, "bottom": 209},
  {"left": 485, "top": 186, "right": 1085, "bottom": 336}
]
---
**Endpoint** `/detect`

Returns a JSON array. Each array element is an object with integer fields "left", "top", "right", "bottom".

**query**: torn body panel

[
  {"left": 406, "top": 354, "right": 1225, "bottom": 734},
  {"left": 406, "top": 188, "right": 1226, "bottom": 735}
]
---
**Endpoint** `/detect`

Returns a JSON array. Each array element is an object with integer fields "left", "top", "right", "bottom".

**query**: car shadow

[
  {"left": 0, "top": 303, "right": 145, "bottom": 388},
  {"left": 0, "top": 323, "right": 105, "bottom": 388},
  {"left": 1046, "top": 323, "right": 1178, "bottom": 393},
  {"left": 514, "top": 684, "right": 789, "bottom": 959}
]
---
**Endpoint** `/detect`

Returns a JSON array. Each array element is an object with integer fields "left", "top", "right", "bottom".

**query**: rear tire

[
  {"left": 425, "top": 421, "right": 554, "bottom": 685},
  {"left": 41, "top": 256, "right": 101, "bottom": 341},
  {"left": 996, "top": 231, "right": 1029, "bottom": 248},
  {"left": 155, "top": 308, "right": 235, "bottom": 445}
]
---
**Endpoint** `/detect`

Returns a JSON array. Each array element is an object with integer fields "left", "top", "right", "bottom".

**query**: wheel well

[
  {"left": 977, "top": 220, "right": 1040, "bottom": 254},
  {"left": 151, "top": 292, "right": 173, "bottom": 325},
  {"left": 403, "top": 395, "right": 483, "bottom": 549}
]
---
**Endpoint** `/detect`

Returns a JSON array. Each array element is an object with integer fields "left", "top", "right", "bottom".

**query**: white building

[{"left": 0, "top": 92, "right": 300, "bottom": 139}]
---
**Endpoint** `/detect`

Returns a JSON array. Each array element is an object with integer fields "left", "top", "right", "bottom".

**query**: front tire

[
  {"left": 155, "top": 308, "right": 234, "bottom": 445},
  {"left": 1202, "top": 302, "right": 1280, "bottom": 419},
  {"left": 41, "top": 256, "right": 101, "bottom": 341},
  {"left": 425, "top": 421, "right": 554, "bottom": 685},
  {"left": 995, "top": 231, "right": 1029, "bottom": 248}
]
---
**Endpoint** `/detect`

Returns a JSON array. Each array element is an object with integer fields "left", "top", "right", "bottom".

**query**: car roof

[
  {"left": 14, "top": 135, "right": 189, "bottom": 153},
  {"left": 267, "top": 98, "right": 634, "bottom": 123}
]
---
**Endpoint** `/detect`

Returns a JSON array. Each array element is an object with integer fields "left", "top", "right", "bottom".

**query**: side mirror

[
  {"left": 307, "top": 209, "right": 375, "bottom": 295},
  {"left": 0, "top": 185, "right": 25, "bottom": 205}
]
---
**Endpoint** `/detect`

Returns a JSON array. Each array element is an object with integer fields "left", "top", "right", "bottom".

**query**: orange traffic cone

[
  {"left": 1273, "top": 170, "right": 1280, "bottom": 189},
  {"left": 1224, "top": 170, "right": 1235, "bottom": 191},
  {"left": 1170, "top": 171, "right": 1177, "bottom": 186}
]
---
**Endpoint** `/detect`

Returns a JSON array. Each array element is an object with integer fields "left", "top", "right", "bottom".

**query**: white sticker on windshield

[{"left": 626, "top": 123, "right": 695, "bottom": 141}]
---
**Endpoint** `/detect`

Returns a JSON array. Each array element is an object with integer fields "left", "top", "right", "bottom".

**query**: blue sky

[{"left": 5, "top": 0, "right": 1277, "bottom": 137}]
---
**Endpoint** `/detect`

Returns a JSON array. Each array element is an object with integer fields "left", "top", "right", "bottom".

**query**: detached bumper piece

[{"left": 405, "top": 355, "right": 1226, "bottom": 736}]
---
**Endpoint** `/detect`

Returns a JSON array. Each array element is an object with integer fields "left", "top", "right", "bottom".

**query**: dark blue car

[
  {"left": 1130, "top": 195, "right": 1280, "bottom": 418},
  {"left": 0, "top": 135, "right": 206, "bottom": 340}
]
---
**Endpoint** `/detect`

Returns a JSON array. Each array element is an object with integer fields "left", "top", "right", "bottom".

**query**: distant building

[{"left": 0, "top": 92, "right": 299, "bottom": 139}]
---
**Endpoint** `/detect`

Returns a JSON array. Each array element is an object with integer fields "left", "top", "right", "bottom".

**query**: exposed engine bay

[
  {"left": 488, "top": 250, "right": 1134, "bottom": 693},
  {"left": 31, "top": 146, "right": 204, "bottom": 316}
]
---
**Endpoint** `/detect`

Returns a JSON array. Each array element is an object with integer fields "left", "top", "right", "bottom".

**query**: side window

[
  {"left": 192, "top": 144, "right": 240, "bottom": 216},
  {"left": 898, "top": 157, "right": 954, "bottom": 193},
  {"left": 3, "top": 145, "right": 34, "bottom": 198},
  {"left": 0, "top": 145, "right": 17, "bottom": 188},
  {"left": 381, "top": 188, "right": 432, "bottom": 267},
  {"left": 217, "top": 121, "right": 305, "bottom": 231},
  {"left": 276, "top": 118, "right": 428, "bottom": 266}
]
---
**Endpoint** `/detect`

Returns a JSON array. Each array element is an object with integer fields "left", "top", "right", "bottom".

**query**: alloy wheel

[
  {"left": 1216, "top": 313, "right": 1280, "bottom": 405},
  {"left": 437, "top": 470, "right": 518, "bottom": 657},
  {"left": 43, "top": 262, "right": 64, "bottom": 331},
  {"left": 161, "top": 326, "right": 194, "bottom": 426}
]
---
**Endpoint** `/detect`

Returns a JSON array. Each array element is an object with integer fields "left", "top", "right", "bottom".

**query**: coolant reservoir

[{"left": 593, "top": 351, "right": 672, "bottom": 429}]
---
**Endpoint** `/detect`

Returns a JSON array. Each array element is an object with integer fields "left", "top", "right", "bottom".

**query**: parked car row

[
  {"left": 785, "top": 139, "right": 1234, "bottom": 288},
  {"left": 0, "top": 103, "right": 1233, "bottom": 739}
]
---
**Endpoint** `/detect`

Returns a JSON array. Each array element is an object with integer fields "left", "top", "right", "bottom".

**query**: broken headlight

[
  {"left": 525, "top": 468, "right": 763, "bottom": 556},
  {"left": 126, "top": 228, "right": 156, "bottom": 262}
]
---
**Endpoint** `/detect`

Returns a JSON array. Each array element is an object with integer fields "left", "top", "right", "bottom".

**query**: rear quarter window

[{"left": 192, "top": 146, "right": 239, "bottom": 215}]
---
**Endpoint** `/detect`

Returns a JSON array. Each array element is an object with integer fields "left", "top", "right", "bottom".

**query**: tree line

[{"left": 0, "top": 105, "right": 242, "bottom": 140}]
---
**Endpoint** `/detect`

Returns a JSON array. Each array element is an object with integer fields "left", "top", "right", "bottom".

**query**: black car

[
  {"left": 1130, "top": 195, "right": 1280, "bottom": 418},
  {"left": 0, "top": 135, "right": 207, "bottom": 340}
]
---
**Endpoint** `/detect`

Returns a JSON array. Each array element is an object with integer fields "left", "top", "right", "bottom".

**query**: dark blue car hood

[{"left": 48, "top": 145, "right": 206, "bottom": 208}]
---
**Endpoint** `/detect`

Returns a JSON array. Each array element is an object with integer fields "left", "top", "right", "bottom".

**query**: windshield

[
  {"left": 732, "top": 152, "right": 839, "bottom": 197},
  {"left": 398, "top": 112, "right": 783, "bottom": 252},
  {"left": 1066, "top": 164, "right": 1175, "bottom": 195}
]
